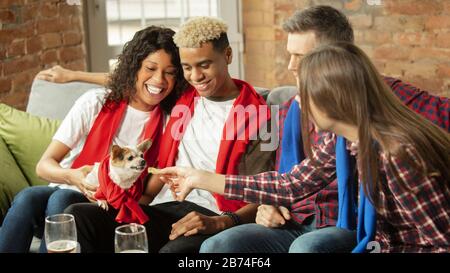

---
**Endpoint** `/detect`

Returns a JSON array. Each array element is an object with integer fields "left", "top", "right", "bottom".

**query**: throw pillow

[
  {"left": 0, "top": 136, "right": 30, "bottom": 223},
  {"left": 0, "top": 103, "right": 61, "bottom": 186}
]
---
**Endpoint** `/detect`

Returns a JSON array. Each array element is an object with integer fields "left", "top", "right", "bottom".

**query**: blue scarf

[
  {"left": 335, "top": 136, "right": 377, "bottom": 253},
  {"left": 278, "top": 99, "right": 305, "bottom": 172},
  {"left": 279, "top": 100, "right": 376, "bottom": 253}
]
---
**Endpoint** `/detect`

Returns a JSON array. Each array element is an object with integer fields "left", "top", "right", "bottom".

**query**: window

[
  {"left": 106, "top": 0, "right": 218, "bottom": 46},
  {"left": 85, "top": 0, "right": 243, "bottom": 78}
]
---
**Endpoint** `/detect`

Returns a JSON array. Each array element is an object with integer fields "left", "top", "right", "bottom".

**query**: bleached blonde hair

[{"left": 173, "top": 16, "right": 228, "bottom": 48}]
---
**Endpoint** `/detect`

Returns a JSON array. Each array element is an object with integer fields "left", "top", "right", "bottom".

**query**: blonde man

[{"left": 65, "top": 17, "right": 274, "bottom": 253}]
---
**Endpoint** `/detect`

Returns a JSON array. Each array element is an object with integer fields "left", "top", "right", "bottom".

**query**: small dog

[{"left": 84, "top": 139, "right": 152, "bottom": 210}]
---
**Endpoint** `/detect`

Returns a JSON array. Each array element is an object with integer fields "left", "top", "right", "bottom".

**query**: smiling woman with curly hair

[
  {"left": 0, "top": 26, "right": 187, "bottom": 253},
  {"left": 107, "top": 26, "right": 187, "bottom": 113}
]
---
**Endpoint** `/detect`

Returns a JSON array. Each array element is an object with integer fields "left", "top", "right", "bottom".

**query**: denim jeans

[
  {"left": 200, "top": 217, "right": 316, "bottom": 253},
  {"left": 289, "top": 226, "right": 357, "bottom": 253},
  {"left": 0, "top": 186, "right": 87, "bottom": 253}
]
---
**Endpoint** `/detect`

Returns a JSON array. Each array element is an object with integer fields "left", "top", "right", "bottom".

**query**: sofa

[
  {"left": 0, "top": 79, "right": 103, "bottom": 223},
  {"left": 0, "top": 79, "right": 103, "bottom": 252},
  {"left": 0, "top": 77, "right": 296, "bottom": 252}
]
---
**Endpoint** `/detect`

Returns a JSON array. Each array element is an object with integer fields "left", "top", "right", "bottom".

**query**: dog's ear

[
  {"left": 111, "top": 145, "right": 124, "bottom": 160},
  {"left": 137, "top": 139, "right": 152, "bottom": 153}
]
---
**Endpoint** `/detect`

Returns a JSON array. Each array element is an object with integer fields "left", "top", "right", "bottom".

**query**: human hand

[
  {"left": 68, "top": 165, "right": 98, "bottom": 201},
  {"left": 255, "top": 205, "right": 291, "bottom": 228},
  {"left": 83, "top": 189, "right": 97, "bottom": 203},
  {"left": 35, "top": 65, "right": 75, "bottom": 83},
  {"left": 157, "top": 166, "right": 211, "bottom": 201},
  {"left": 169, "top": 212, "right": 225, "bottom": 240}
]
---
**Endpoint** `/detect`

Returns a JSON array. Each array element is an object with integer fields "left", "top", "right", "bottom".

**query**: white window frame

[{"left": 84, "top": 0, "right": 244, "bottom": 79}]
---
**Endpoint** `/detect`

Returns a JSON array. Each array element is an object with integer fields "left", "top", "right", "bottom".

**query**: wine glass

[
  {"left": 44, "top": 214, "right": 78, "bottom": 253},
  {"left": 114, "top": 223, "right": 148, "bottom": 253}
]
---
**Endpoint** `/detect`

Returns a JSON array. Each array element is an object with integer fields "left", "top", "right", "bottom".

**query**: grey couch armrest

[
  {"left": 26, "top": 79, "right": 103, "bottom": 120},
  {"left": 254, "top": 86, "right": 270, "bottom": 101},
  {"left": 266, "top": 86, "right": 297, "bottom": 106}
]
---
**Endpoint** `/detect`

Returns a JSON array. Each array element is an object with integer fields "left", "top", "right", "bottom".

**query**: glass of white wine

[
  {"left": 114, "top": 223, "right": 148, "bottom": 253},
  {"left": 45, "top": 214, "right": 78, "bottom": 253}
]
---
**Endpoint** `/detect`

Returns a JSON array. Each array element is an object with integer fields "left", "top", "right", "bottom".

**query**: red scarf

[
  {"left": 72, "top": 100, "right": 163, "bottom": 170},
  {"left": 94, "top": 155, "right": 149, "bottom": 224},
  {"left": 158, "top": 79, "right": 270, "bottom": 212},
  {"left": 71, "top": 100, "right": 163, "bottom": 223}
]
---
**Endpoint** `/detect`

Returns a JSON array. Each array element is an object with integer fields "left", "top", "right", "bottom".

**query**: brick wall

[
  {"left": 243, "top": 0, "right": 450, "bottom": 97},
  {"left": 0, "top": 0, "right": 86, "bottom": 110}
]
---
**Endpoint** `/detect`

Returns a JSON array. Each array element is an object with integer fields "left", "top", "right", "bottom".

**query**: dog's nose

[{"left": 140, "top": 160, "right": 146, "bottom": 167}]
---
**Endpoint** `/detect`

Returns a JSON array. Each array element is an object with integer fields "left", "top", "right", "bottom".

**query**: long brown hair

[{"left": 298, "top": 42, "right": 450, "bottom": 207}]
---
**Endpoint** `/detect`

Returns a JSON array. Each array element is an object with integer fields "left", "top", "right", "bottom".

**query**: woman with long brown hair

[
  {"left": 297, "top": 42, "right": 450, "bottom": 252},
  {"left": 157, "top": 42, "right": 450, "bottom": 252}
]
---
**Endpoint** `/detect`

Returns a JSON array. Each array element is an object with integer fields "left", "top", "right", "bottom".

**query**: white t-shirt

[
  {"left": 150, "top": 96, "right": 235, "bottom": 214},
  {"left": 52, "top": 88, "right": 157, "bottom": 191}
]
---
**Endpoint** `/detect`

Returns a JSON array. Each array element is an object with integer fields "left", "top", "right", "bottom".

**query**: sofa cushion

[
  {"left": 0, "top": 136, "right": 30, "bottom": 223},
  {"left": 27, "top": 79, "right": 102, "bottom": 120},
  {"left": 254, "top": 86, "right": 270, "bottom": 101},
  {"left": 0, "top": 184, "right": 10, "bottom": 226},
  {"left": 266, "top": 86, "right": 297, "bottom": 106},
  {"left": 0, "top": 104, "right": 61, "bottom": 186},
  {"left": 0, "top": 135, "right": 29, "bottom": 196}
]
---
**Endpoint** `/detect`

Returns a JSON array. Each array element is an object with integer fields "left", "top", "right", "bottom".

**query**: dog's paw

[{"left": 97, "top": 200, "right": 109, "bottom": 211}]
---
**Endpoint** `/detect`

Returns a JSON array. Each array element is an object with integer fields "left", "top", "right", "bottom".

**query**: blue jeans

[
  {"left": 200, "top": 218, "right": 316, "bottom": 253},
  {"left": 0, "top": 186, "right": 87, "bottom": 253},
  {"left": 289, "top": 226, "right": 357, "bottom": 253}
]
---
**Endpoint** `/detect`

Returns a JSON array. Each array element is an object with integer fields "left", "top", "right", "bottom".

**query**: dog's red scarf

[
  {"left": 94, "top": 154, "right": 149, "bottom": 224},
  {"left": 72, "top": 100, "right": 163, "bottom": 224},
  {"left": 158, "top": 79, "right": 270, "bottom": 212}
]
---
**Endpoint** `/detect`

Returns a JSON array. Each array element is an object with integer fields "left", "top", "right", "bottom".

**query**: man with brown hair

[{"left": 198, "top": 5, "right": 449, "bottom": 253}]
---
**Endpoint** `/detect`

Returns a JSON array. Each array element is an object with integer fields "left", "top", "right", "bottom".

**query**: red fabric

[
  {"left": 94, "top": 155, "right": 149, "bottom": 224},
  {"left": 71, "top": 100, "right": 163, "bottom": 172},
  {"left": 158, "top": 79, "right": 270, "bottom": 212},
  {"left": 70, "top": 100, "right": 164, "bottom": 223}
]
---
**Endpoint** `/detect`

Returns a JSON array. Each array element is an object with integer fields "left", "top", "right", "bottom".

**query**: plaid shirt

[
  {"left": 226, "top": 132, "right": 338, "bottom": 228},
  {"left": 227, "top": 77, "right": 449, "bottom": 229},
  {"left": 348, "top": 142, "right": 450, "bottom": 253},
  {"left": 384, "top": 76, "right": 449, "bottom": 132}
]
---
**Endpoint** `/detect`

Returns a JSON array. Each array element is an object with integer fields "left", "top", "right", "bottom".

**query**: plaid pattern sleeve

[
  {"left": 271, "top": 97, "right": 339, "bottom": 227},
  {"left": 384, "top": 76, "right": 450, "bottom": 132},
  {"left": 225, "top": 132, "right": 337, "bottom": 214},
  {"left": 275, "top": 97, "right": 295, "bottom": 169},
  {"left": 376, "top": 145, "right": 450, "bottom": 253}
]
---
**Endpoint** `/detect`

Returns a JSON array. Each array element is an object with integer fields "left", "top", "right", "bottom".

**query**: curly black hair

[{"left": 106, "top": 26, "right": 188, "bottom": 114}]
